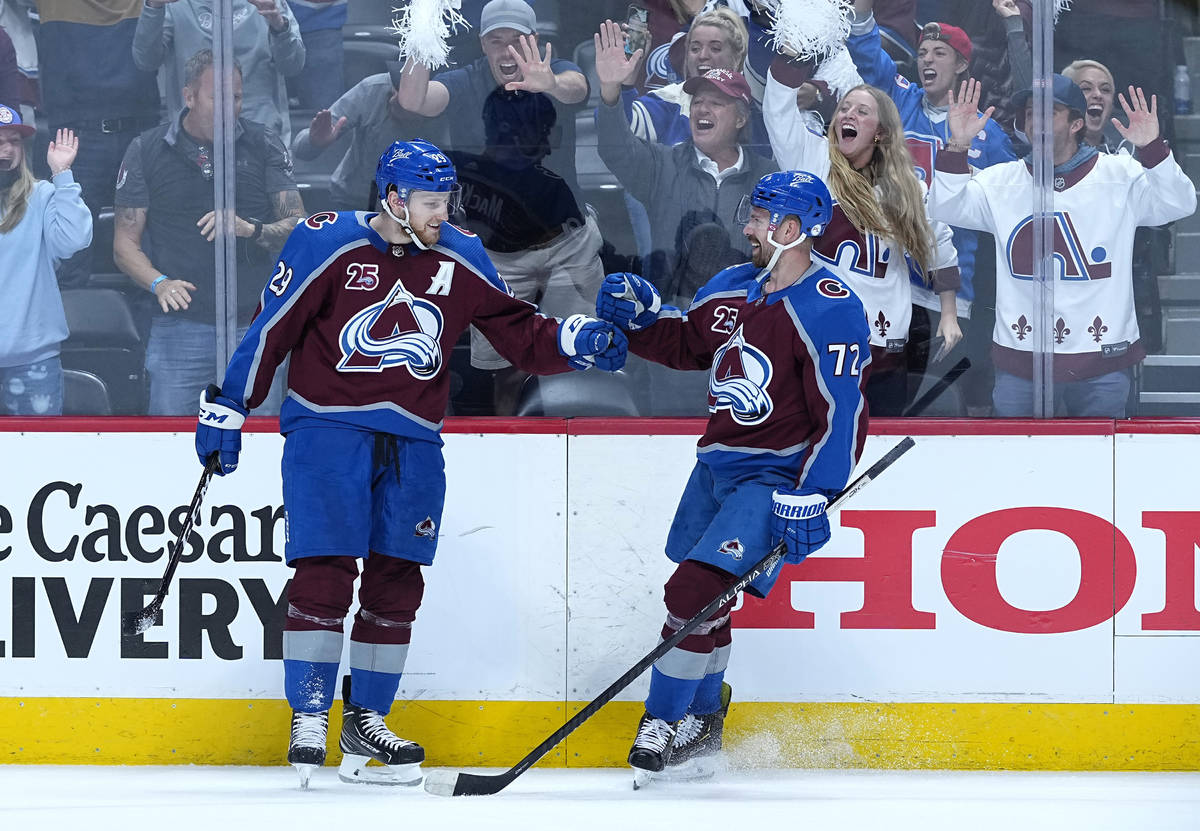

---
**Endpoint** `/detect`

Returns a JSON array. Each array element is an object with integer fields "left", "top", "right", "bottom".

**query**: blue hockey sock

[
  {"left": 645, "top": 666, "right": 702, "bottom": 723},
  {"left": 688, "top": 670, "right": 727, "bottom": 716},
  {"left": 283, "top": 659, "right": 340, "bottom": 712},
  {"left": 349, "top": 667, "right": 403, "bottom": 715}
]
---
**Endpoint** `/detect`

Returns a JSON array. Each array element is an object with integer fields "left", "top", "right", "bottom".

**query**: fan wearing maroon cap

[{"left": 594, "top": 20, "right": 777, "bottom": 308}]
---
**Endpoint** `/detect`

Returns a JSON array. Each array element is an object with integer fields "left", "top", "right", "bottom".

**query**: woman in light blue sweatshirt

[{"left": 0, "top": 105, "right": 92, "bottom": 415}]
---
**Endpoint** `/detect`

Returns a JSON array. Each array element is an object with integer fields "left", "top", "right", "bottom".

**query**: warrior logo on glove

[{"left": 338, "top": 278, "right": 444, "bottom": 376}]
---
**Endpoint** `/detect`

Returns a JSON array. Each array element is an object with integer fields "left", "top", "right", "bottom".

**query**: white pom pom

[
  {"left": 813, "top": 46, "right": 862, "bottom": 102},
  {"left": 1054, "top": 0, "right": 1073, "bottom": 24},
  {"left": 768, "top": 0, "right": 854, "bottom": 63},
  {"left": 393, "top": 0, "right": 470, "bottom": 70}
]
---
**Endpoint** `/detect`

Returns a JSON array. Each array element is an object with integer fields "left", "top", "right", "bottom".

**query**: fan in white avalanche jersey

[
  {"left": 763, "top": 72, "right": 962, "bottom": 415},
  {"left": 929, "top": 76, "right": 1197, "bottom": 417}
]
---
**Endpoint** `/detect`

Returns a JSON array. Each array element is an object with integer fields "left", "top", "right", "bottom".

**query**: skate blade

[
  {"left": 337, "top": 754, "right": 422, "bottom": 786},
  {"left": 632, "top": 768, "right": 655, "bottom": 790},
  {"left": 293, "top": 763, "right": 317, "bottom": 790},
  {"left": 660, "top": 756, "right": 718, "bottom": 782}
]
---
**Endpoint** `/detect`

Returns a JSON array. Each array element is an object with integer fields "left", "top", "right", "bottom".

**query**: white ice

[{"left": 1, "top": 766, "right": 1197, "bottom": 830}]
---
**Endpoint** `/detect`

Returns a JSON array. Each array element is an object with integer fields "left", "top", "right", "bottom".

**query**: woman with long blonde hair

[
  {"left": 763, "top": 74, "right": 962, "bottom": 415},
  {"left": 0, "top": 106, "right": 91, "bottom": 415}
]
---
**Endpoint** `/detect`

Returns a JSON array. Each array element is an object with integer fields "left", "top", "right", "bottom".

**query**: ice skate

[
  {"left": 660, "top": 682, "right": 732, "bottom": 782},
  {"left": 287, "top": 710, "right": 329, "bottom": 789},
  {"left": 628, "top": 711, "right": 677, "bottom": 789},
  {"left": 337, "top": 681, "right": 424, "bottom": 786}
]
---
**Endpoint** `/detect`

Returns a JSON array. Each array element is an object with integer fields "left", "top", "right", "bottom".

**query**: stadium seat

[
  {"left": 91, "top": 208, "right": 118, "bottom": 276},
  {"left": 343, "top": 40, "right": 400, "bottom": 92},
  {"left": 59, "top": 288, "right": 146, "bottom": 415},
  {"left": 62, "top": 368, "right": 113, "bottom": 416},
  {"left": 345, "top": 0, "right": 395, "bottom": 27},
  {"left": 515, "top": 369, "right": 641, "bottom": 417}
]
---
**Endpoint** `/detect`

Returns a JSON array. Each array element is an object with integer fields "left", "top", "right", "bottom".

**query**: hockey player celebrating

[
  {"left": 193, "top": 139, "right": 627, "bottom": 788},
  {"left": 929, "top": 77, "right": 1197, "bottom": 416},
  {"left": 595, "top": 170, "right": 871, "bottom": 786}
]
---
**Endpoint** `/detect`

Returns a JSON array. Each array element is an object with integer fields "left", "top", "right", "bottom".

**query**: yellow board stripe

[{"left": 4, "top": 699, "right": 1200, "bottom": 769}]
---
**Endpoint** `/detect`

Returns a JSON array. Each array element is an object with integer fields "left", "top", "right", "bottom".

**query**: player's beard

[
  {"left": 412, "top": 223, "right": 441, "bottom": 248},
  {"left": 750, "top": 239, "right": 771, "bottom": 269}
]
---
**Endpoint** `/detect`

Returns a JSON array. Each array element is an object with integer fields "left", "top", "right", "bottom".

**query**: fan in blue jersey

[
  {"left": 193, "top": 138, "right": 626, "bottom": 789},
  {"left": 596, "top": 170, "right": 871, "bottom": 786}
]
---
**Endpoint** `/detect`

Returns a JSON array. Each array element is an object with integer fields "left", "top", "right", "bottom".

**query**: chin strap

[
  {"left": 757, "top": 226, "right": 810, "bottom": 283},
  {"left": 380, "top": 196, "right": 430, "bottom": 251}
]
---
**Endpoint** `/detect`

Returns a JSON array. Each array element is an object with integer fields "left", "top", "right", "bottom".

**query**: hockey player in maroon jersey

[
  {"left": 595, "top": 170, "right": 871, "bottom": 786},
  {"left": 193, "top": 139, "right": 627, "bottom": 788}
]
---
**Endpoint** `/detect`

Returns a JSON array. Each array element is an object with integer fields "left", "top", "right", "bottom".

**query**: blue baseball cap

[
  {"left": 1013, "top": 74, "right": 1087, "bottom": 132},
  {"left": 0, "top": 104, "right": 35, "bottom": 138}
]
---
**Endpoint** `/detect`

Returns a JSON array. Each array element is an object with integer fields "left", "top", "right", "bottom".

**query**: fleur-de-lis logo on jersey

[
  {"left": 1089, "top": 316, "right": 1108, "bottom": 343},
  {"left": 873, "top": 310, "right": 890, "bottom": 339},
  {"left": 337, "top": 279, "right": 443, "bottom": 377},
  {"left": 1012, "top": 315, "right": 1032, "bottom": 341},
  {"left": 1053, "top": 317, "right": 1071, "bottom": 345},
  {"left": 709, "top": 325, "right": 774, "bottom": 425}
]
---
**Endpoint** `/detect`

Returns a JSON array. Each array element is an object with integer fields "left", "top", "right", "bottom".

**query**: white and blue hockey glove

[
  {"left": 770, "top": 488, "right": 830, "bottom": 564},
  {"left": 595, "top": 272, "right": 661, "bottom": 330},
  {"left": 195, "top": 384, "right": 247, "bottom": 476},
  {"left": 557, "top": 314, "right": 628, "bottom": 372}
]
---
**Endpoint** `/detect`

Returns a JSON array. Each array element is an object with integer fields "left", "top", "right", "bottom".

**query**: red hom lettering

[
  {"left": 941, "top": 508, "right": 1136, "bottom": 634},
  {"left": 735, "top": 510, "right": 937, "bottom": 629},
  {"left": 1140, "top": 511, "right": 1200, "bottom": 631}
]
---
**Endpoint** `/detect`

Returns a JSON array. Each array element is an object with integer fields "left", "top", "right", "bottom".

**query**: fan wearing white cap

[
  {"left": 397, "top": 0, "right": 587, "bottom": 118},
  {"left": 392, "top": 0, "right": 607, "bottom": 415}
]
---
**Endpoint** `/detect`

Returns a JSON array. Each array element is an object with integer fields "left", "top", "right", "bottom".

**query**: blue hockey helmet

[
  {"left": 737, "top": 170, "right": 833, "bottom": 238},
  {"left": 374, "top": 138, "right": 460, "bottom": 206}
]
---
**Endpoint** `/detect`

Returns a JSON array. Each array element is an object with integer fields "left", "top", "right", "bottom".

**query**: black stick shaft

[
  {"left": 436, "top": 436, "right": 916, "bottom": 796},
  {"left": 121, "top": 453, "right": 219, "bottom": 635}
]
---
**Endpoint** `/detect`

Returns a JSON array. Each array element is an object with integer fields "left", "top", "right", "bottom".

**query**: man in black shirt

[{"left": 113, "top": 48, "right": 304, "bottom": 415}]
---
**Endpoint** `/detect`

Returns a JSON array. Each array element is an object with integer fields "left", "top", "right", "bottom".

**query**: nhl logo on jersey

[
  {"left": 414, "top": 517, "right": 437, "bottom": 539},
  {"left": 717, "top": 538, "right": 745, "bottom": 560}
]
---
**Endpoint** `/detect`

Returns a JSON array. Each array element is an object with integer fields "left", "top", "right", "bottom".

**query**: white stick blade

[{"left": 422, "top": 769, "right": 459, "bottom": 797}]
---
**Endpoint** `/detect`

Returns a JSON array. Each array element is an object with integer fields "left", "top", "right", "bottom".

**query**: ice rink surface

[{"left": 2, "top": 766, "right": 1198, "bottom": 830}]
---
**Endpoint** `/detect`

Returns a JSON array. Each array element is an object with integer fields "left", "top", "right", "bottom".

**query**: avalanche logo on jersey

[
  {"left": 709, "top": 324, "right": 773, "bottom": 426},
  {"left": 717, "top": 538, "right": 745, "bottom": 561},
  {"left": 1007, "top": 212, "right": 1112, "bottom": 281},
  {"left": 337, "top": 278, "right": 444, "bottom": 377}
]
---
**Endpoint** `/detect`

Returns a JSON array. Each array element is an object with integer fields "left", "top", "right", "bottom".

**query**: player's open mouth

[
  {"left": 922, "top": 68, "right": 938, "bottom": 85},
  {"left": 498, "top": 61, "right": 519, "bottom": 78},
  {"left": 694, "top": 118, "right": 715, "bottom": 132},
  {"left": 1087, "top": 105, "right": 1104, "bottom": 119}
]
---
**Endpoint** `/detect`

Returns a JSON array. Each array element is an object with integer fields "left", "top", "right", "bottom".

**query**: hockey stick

[
  {"left": 121, "top": 453, "right": 220, "bottom": 636},
  {"left": 902, "top": 356, "right": 971, "bottom": 418},
  {"left": 424, "top": 435, "right": 917, "bottom": 797}
]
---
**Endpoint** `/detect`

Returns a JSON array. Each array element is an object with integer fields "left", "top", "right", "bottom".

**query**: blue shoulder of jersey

[
  {"left": 792, "top": 266, "right": 870, "bottom": 342},
  {"left": 692, "top": 261, "right": 758, "bottom": 306},
  {"left": 433, "top": 222, "right": 509, "bottom": 293}
]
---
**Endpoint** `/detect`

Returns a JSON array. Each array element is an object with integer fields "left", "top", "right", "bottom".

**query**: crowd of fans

[{"left": 0, "top": 0, "right": 1195, "bottom": 418}]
